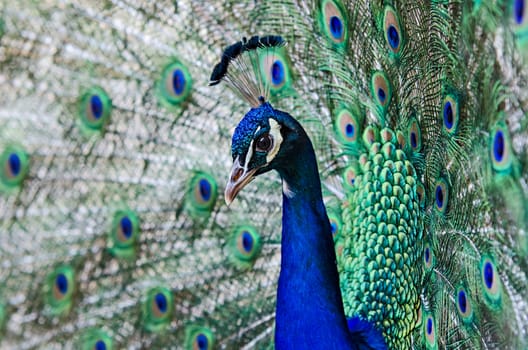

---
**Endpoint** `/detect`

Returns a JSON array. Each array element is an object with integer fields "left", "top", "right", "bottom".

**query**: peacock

[{"left": 0, "top": 0, "right": 527, "bottom": 349}]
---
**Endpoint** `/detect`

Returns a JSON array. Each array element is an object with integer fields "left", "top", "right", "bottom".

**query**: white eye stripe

[
  {"left": 266, "top": 119, "right": 283, "bottom": 163},
  {"left": 244, "top": 140, "right": 254, "bottom": 171}
]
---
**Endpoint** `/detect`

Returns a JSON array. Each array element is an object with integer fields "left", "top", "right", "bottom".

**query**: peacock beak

[{"left": 225, "top": 156, "right": 258, "bottom": 205}]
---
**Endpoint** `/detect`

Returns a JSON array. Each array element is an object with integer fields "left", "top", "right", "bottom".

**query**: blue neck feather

[{"left": 273, "top": 117, "right": 386, "bottom": 350}]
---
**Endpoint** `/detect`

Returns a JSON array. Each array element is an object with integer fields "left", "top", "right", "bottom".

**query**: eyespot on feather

[
  {"left": 383, "top": 6, "right": 404, "bottom": 54},
  {"left": 143, "top": 287, "right": 173, "bottom": 332},
  {"left": 108, "top": 209, "right": 140, "bottom": 259},
  {"left": 46, "top": 265, "right": 75, "bottom": 316},
  {"left": 320, "top": 0, "right": 347, "bottom": 45},
  {"left": 78, "top": 87, "right": 112, "bottom": 133},
  {"left": 0, "top": 146, "right": 29, "bottom": 190},
  {"left": 371, "top": 71, "right": 392, "bottom": 109},
  {"left": 157, "top": 61, "right": 193, "bottom": 108}
]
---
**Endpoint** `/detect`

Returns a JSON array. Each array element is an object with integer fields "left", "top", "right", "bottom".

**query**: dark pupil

[
  {"left": 242, "top": 231, "right": 253, "bottom": 252},
  {"left": 257, "top": 135, "right": 271, "bottom": 151},
  {"left": 155, "top": 293, "right": 167, "bottom": 313},
  {"left": 90, "top": 95, "right": 103, "bottom": 119},
  {"left": 458, "top": 290, "right": 467, "bottom": 313},
  {"left": 484, "top": 262, "right": 494, "bottom": 289},
  {"left": 56, "top": 273, "right": 68, "bottom": 294},
  {"left": 493, "top": 131, "right": 505, "bottom": 162},
  {"left": 120, "top": 216, "right": 133, "bottom": 239},
  {"left": 197, "top": 334, "right": 208, "bottom": 350},
  {"left": 95, "top": 340, "right": 107, "bottom": 350},
  {"left": 199, "top": 179, "right": 212, "bottom": 201},
  {"left": 444, "top": 101, "right": 453, "bottom": 128},
  {"left": 378, "top": 88, "right": 386, "bottom": 102},
  {"left": 410, "top": 131, "right": 417, "bottom": 148},
  {"left": 515, "top": 0, "right": 525, "bottom": 24},
  {"left": 435, "top": 185, "right": 443, "bottom": 208},
  {"left": 345, "top": 123, "right": 354, "bottom": 137},
  {"left": 329, "top": 16, "right": 343, "bottom": 38},
  {"left": 388, "top": 25, "right": 399, "bottom": 48},
  {"left": 426, "top": 317, "right": 433, "bottom": 335},
  {"left": 271, "top": 61, "right": 284, "bottom": 85},
  {"left": 424, "top": 247, "right": 430, "bottom": 263},
  {"left": 172, "top": 69, "right": 185, "bottom": 95},
  {"left": 8, "top": 153, "right": 21, "bottom": 176}
]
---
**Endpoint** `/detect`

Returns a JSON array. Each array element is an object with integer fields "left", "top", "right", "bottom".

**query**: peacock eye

[{"left": 255, "top": 134, "right": 273, "bottom": 152}]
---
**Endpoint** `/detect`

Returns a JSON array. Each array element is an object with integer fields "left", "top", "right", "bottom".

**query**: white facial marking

[{"left": 266, "top": 119, "right": 283, "bottom": 163}]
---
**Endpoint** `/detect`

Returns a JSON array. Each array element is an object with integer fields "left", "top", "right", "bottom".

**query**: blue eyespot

[
  {"left": 515, "top": 0, "right": 525, "bottom": 24},
  {"left": 172, "top": 69, "right": 186, "bottom": 95},
  {"left": 377, "top": 88, "right": 386, "bottom": 103},
  {"left": 343, "top": 165, "right": 357, "bottom": 190},
  {"left": 90, "top": 95, "right": 103, "bottom": 119},
  {"left": 157, "top": 61, "right": 193, "bottom": 108},
  {"left": 155, "top": 293, "right": 168, "bottom": 314},
  {"left": 423, "top": 243, "right": 433, "bottom": 269},
  {"left": 490, "top": 123, "right": 513, "bottom": 173},
  {"left": 484, "top": 261, "right": 493, "bottom": 289},
  {"left": 95, "top": 340, "right": 107, "bottom": 350},
  {"left": 120, "top": 216, "right": 133, "bottom": 239},
  {"left": 408, "top": 118, "right": 422, "bottom": 152},
  {"left": 110, "top": 210, "right": 140, "bottom": 258},
  {"left": 423, "top": 314, "right": 436, "bottom": 346},
  {"left": 493, "top": 130, "right": 504, "bottom": 163},
  {"left": 196, "top": 333, "right": 209, "bottom": 350},
  {"left": 457, "top": 289, "right": 467, "bottom": 313},
  {"left": 384, "top": 7, "right": 403, "bottom": 54},
  {"left": 199, "top": 179, "right": 212, "bottom": 202},
  {"left": 387, "top": 25, "right": 399, "bottom": 49},
  {"left": 443, "top": 101, "right": 453, "bottom": 129},
  {"left": 441, "top": 94, "right": 459, "bottom": 134},
  {"left": 48, "top": 266, "right": 75, "bottom": 315},
  {"left": 230, "top": 225, "right": 262, "bottom": 268},
  {"left": 426, "top": 317, "right": 433, "bottom": 335},
  {"left": 185, "top": 326, "right": 214, "bottom": 350},
  {"left": 434, "top": 179, "right": 448, "bottom": 214},
  {"left": 330, "top": 16, "right": 343, "bottom": 39},
  {"left": 188, "top": 172, "right": 218, "bottom": 216},
  {"left": 480, "top": 257, "right": 501, "bottom": 307},
  {"left": 345, "top": 123, "right": 354, "bottom": 137},
  {"left": 56, "top": 273, "right": 68, "bottom": 295},
  {"left": 335, "top": 109, "right": 361, "bottom": 145},
  {"left": 241, "top": 231, "right": 254, "bottom": 253},
  {"left": 144, "top": 287, "right": 173, "bottom": 332},
  {"left": 435, "top": 185, "right": 443, "bottom": 208},
  {"left": 79, "top": 87, "right": 112, "bottom": 133},
  {"left": 322, "top": 1, "right": 347, "bottom": 44},
  {"left": 271, "top": 60, "right": 285, "bottom": 86},
  {"left": 1, "top": 147, "right": 29, "bottom": 190},
  {"left": 372, "top": 72, "right": 392, "bottom": 109},
  {"left": 410, "top": 131, "right": 417, "bottom": 149},
  {"left": 8, "top": 153, "right": 21, "bottom": 176}
]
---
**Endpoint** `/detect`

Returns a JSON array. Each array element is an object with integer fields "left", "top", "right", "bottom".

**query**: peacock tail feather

[{"left": 0, "top": 0, "right": 527, "bottom": 349}]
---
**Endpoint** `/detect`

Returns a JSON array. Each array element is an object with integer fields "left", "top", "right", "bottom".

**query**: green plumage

[{"left": 0, "top": 0, "right": 527, "bottom": 349}]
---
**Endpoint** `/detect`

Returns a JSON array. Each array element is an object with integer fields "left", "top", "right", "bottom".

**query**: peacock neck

[{"left": 274, "top": 136, "right": 353, "bottom": 348}]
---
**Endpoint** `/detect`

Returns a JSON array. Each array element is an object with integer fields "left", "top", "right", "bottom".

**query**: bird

[{"left": 0, "top": 1, "right": 527, "bottom": 350}]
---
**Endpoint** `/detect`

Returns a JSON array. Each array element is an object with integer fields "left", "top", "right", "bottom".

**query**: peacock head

[
  {"left": 209, "top": 35, "right": 300, "bottom": 204},
  {"left": 225, "top": 101, "right": 300, "bottom": 204}
]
